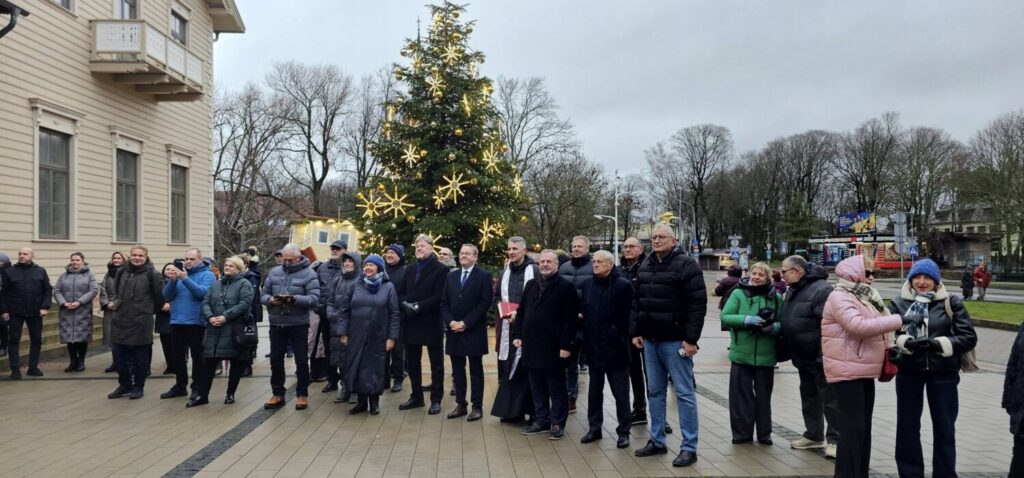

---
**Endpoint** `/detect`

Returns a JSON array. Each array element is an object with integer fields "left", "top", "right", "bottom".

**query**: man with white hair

[
  {"left": 1, "top": 247, "right": 52, "bottom": 379},
  {"left": 261, "top": 243, "right": 320, "bottom": 410},
  {"left": 630, "top": 224, "right": 707, "bottom": 467}
]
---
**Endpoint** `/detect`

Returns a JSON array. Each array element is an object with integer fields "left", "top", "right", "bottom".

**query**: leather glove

[
  {"left": 744, "top": 315, "right": 766, "bottom": 327},
  {"left": 905, "top": 338, "right": 931, "bottom": 352},
  {"left": 401, "top": 301, "right": 419, "bottom": 316},
  {"left": 928, "top": 338, "right": 944, "bottom": 353}
]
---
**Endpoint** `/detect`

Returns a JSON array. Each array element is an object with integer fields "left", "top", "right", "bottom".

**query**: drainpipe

[{"left": 0, "top": 1, "right": 30, "bottom": 40}]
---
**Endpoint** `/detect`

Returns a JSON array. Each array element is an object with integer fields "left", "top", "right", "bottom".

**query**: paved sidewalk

[{"left": 0, "top": 297, "right": 1014, "bottom": 477}]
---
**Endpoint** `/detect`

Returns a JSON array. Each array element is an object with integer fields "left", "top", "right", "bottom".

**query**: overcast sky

[{"left": 213, "top": 1, "right": 1024, "bottom": 176}]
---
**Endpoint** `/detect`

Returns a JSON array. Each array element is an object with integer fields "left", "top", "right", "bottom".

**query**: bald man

[{"left": 1, "top": 248, "right": 52, "bottom": 379}]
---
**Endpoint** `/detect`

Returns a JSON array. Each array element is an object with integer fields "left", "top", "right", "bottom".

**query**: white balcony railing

[{"left": 91, "top": 20, "right": 204, "bottom": 90}]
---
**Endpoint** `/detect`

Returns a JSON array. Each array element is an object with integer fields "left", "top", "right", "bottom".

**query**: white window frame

[
  {"left": 318, "top": 230, "right": 330, "bottom": 244},
  {"left": 30, "top": 98, "right": 83, "bottom": 243},
  {"left": 113, "top": 0, "right": 140, "bottom": 19},
  {"left": 110, "top": 126, "right": 147, "bottom": 244},
  {"left": 169, "top": 1, "right": 191, "bottom": 47},
  {"left": 166, "top": 144, "right": 193, "bottom": 245},
  {"left": 51, "top": 0, "right": 76, "bottom": 14}
]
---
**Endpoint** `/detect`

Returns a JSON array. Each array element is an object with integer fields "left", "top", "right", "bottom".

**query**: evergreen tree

[{"left": 355, "top": 1, "right": 523, "bottom": 267}]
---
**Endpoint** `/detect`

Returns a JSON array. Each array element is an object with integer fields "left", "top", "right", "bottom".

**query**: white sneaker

[
  {"left": 825, "top": 443, "right": 837, "bottom": 458},
  {"left": 790, "top": 437, "right": 826, "bottom": 450}
]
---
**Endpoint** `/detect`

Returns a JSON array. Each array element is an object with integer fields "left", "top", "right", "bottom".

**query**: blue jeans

[{"left": 643, "top": 339, "right": 699, "bottom": 451}]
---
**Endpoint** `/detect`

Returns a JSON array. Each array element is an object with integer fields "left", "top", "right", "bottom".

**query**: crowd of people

[{"left": 0, "top": 227, "right": 1021, "bottom": 477}]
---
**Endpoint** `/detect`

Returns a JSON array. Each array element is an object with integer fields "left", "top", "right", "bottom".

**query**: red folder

[{"left": 498, "top": 301, "right": 518, "bottom": 318}]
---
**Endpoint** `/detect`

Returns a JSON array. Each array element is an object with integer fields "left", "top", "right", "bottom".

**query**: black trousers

[
  {"left": 406, "top": 343, "right": 444, "bottom": 403},
  {"left": 270, "top": 324, "right": 310, "bottom": 396},
  {"left": 0, "top": 320, "right": 8, "bottom": 349},
  {"left": 628, "top": 345, "right": 647, "bottom": 412},
  {"left": 66, "top": 342, "right": 88, "bottom": 362},
  {"left": 796, "top": 360, "right": 841, "bottom": 443},
  {"left": 833, "top": 379, "right": 875, "bottom": 478},
  {"left": 1011, "top": 428, "right": 1024, "bottom": 478},
  {"left": 729, "top": 363, "right": 774, "bottom": 442},
  {"left": 199, "top": 357, "right": 247, "bottom": 398},
  {"left": 450, "top": 354, "right": 484, "bottom": 410},
  {"left": 588, "top": 365, "right": 632, "bottom": 436},
  {"left": 528, "top": 366, "right": 568, "bottom": 428},
  {"left": 895, "top": 371, "right": 960, "bottom": 478},
  {"left": 387, "top": 336, "right": 405, "bottom": 381},
  {"left": 7, "top": 315, "right": 42, "bottom": 370},
  {"left": 170, "top": 324, "right": 206, "bottom": 393},
  {"left": 158, "top": 332, "right": 174, "bottom": 374},
  {"left": 112, "top": 342, "right": 151, "bottom": 389}
]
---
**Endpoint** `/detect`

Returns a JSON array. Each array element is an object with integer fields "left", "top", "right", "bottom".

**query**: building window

[
  {"left": 115, "top": 149, "right": 139, "bottom": 242},
  {"left": 39, "top": 128, "right": 71, "bottom": 239},
  {"left": 53, "top": 0, "right": 73, "bottom": 11},
  {"left": 170, "top": 165, "right": 188, "bottom": 244},
  {"left": 338, "top": 232, "right": 350, "bottom": 247},
  {"left": 318, "top": 230, "right": 329, "bottom": 244},
  {"left": 966, "top": 226, "right": 975, "bottom": 233},
  {"left": 116, "top": 0, "right": 138, "bottom": 19},
  {"left": 170, "top": 11, "right": 188, "bottom": 45}
]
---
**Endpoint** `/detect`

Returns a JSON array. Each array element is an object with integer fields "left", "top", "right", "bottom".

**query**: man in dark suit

[
  {"left": 398, "top": 234, "right": 450, "bottom": 415},
  {"left": 512, "top": 249, "right": 579, "bottom": 441},
  {"left": 441, "top": 244, "right": 493, "bottom": 422}
]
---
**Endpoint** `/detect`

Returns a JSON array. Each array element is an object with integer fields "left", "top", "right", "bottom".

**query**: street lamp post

[
  {"left": 595, "top": 172, "right": 621, "bottom": 260},
  {"left": 677, "top": 192, "right": 698, "bottom": 254}
]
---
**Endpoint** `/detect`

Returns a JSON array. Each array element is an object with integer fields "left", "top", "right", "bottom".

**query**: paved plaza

[{"left": 0, "top": 289, "right": 1015, "bottom": 478}]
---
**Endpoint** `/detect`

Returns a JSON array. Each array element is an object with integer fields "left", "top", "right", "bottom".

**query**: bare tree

[
  {"left": 669, "top": 124, "right": 734, "bottom": 244},
  {"left": 965, "top": 110, "right": 1024, "bottom": 269},
  {"left": 521, "top": 150, "right": 604, "bottom": 248},
  {"left": 493, "top": 76, "right": 578, "bottom": 176},
  {"left": 836, "top": 112, "right": 902, "bottom": 212},
  {"left": 339, "top": 67, "right": 396, "bottom": 189},
  {"left": 891, "top": 127, "right": 960, "bottom": 234},
  {"left": 267, "top": 61, "right": 354, "bottom": 215}
]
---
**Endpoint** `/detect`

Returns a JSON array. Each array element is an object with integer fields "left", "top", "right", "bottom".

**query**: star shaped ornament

[
  {"left": 438, "top": 170, "right": 471, "bottom": 204},
  {"left": 441, "top": 43, "right": 462, "bottom": 65},
  {"left": 356, "top": 190, "right": 386, "bottom": 219},
  {"left": 402, "top": 143, "right": 421, "bottom": 167},
  {"left": 427, "top": 73, "right": 446, "bottom": 97},
  {"left": 382, "top": 186, "right": 415, "bottom": 219}
]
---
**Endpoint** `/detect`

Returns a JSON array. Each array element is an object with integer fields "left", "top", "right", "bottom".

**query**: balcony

[{"left": 89, "top": 20, "right": 205, "bottom": 102}]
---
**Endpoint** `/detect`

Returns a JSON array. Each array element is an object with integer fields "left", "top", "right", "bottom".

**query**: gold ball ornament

[
  {"left": 415, "top": 172, "right": 423, "bottom": 180},
  {"left": 430, "top": 121, "right": 438, "bottom": 127},
  {"left": 470, "top": 177, "right": 478, "bottom": 185},
  {"left": 502, "top": 144, "right": 510, "bottom": 152},
  {"left": 469, "top": 157, "right": 477, "bottom": 164},
  {"left": 377, "top": 183, "right": 386, "bottom": 191},
  {"left": 451, "top": 32, "right": 462, "bottom": 41},
  {"left": 466, "top": 26, "right": 473, "bottom": 34},
  {"left": 520, "top": 215, "right": 528, "bottom": 223},
  {"left": 419, "top": 148, "right": 428, "bottom": 156},
  {"left": 433, "top": 98, "right": 442, "bottom": 104},
  {"left": 447, "top": 152, "right": 456, "bottom": 161},
  {"left": 454, "top": 128, "right": 463, "bottom": 137},
  {"left": 452, "top": 10, "right": 460, "bottom": 18},
  {"left": 406, "top": 215, "right": 416, "bottom": 223},
  {"left": 391, "top": 223, "right": 397, "bottom": 229},
  {"left": 490, "top": 186, "right": 498, "bottom": 193}
]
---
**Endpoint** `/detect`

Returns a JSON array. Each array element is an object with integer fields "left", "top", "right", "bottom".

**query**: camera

[
  {"left": 757, "top": 307, "right": 776, "bottom": 325},
  {"left": 172, "top": 258, "right": 185, "bottom": 271}
]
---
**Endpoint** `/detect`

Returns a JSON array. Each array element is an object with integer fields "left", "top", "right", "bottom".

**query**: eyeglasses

[
  {"left": 623, "top": 244, "right": 640, "bottom": 248},
  {"left": 651, "top": 235, "right": 671, "bottom": 240},
  {"left": 864, "top": 270, "right": 875, "bottom": 278},
  {"left": 780, "top": 268, "right": 794, "bottom": 274}
]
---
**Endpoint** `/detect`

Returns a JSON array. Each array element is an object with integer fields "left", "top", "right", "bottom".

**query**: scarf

[
  {"left": 835, "top": 276, "right": 886, "bottom": 312},
  {"left": 363, "top": 273, "right": 382, "bottom": 294},
  {"left": 535, "top": 270, "right": 555, "bottom": 294}
]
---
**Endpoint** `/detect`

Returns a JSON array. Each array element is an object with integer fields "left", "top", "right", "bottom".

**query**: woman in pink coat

[{"left": 822, "top": 255, "right": 908, "bottom": 478}]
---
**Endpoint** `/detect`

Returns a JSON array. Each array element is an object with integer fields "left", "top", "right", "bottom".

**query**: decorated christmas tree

[{"left": 355, "top": 1, "right": 524, "bottom": 267}]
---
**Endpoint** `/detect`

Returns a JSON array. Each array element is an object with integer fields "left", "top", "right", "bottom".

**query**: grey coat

[
  {"left": 338, "top": 277, "right": 400, "bottom": 396},
  {"left": 260, "top": 256, "right": 320, "bottom": 326},
  {"left": 327, "top": 252, "right": 362, "bottom": 368},
  {"left": 55, "top": 264, "right": 98, "bottom": 343},
  {"left": 201, "top": 274, "right": 255, "bottom": 359}
]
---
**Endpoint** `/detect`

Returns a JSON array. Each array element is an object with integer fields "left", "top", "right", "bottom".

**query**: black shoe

[
  {"left": 428, "top": 402, "right": 442, "bottom": 415},
  {"left": 617, "top": 434, "right": 630, "bottom": 449},
  {"left": 350, "top": 402, "right": 368, "bottom": 415},
  {"left": 548, "top": 424, "right": 564, "bottom": 440},
  {"left": 26, "top": 367, "right": 43, "bottom": 377},
  {"left": 186, "top": 397, "right": 209, "bottom": 408},
  {"left": 74, "top": 361, "right": 85, "bottom": 372},
  {"left": 447, "top": 405, "right": 468, "bottom": 419},
  {"left": 369, "top": 397, "right": 380, "bottom": 415},
  {"left": 399, "top": 398, "right": 425, "bottom": 410},
  {"left": 467, "top": 408, "right": 483, "bottom": 422},
  {"left": 672, "top": 450, "right": 697, "bottom": 467},
  {"left": 9, "top": 370, "right": 21, "bottom": 380},
  {"left": 635, "top": 440, "right": 668, "bottom": 457},
  {"left": 224, "top": 395, "right": 235, "bottom": 405},
  {"left": 521, "top": 423, "right": 548, "bottom": 435},
  {"left": 322, "top": 382, "right": 338, "bottom": 393},
  {"left": 568, "top": 399, "right": 577, "bottom": 414},
  {"left": 65, "top": 362, "right": 75, "bottom": 373},
  {"left": 390, "top": 379, "right": 403, "bottom": 393},
  {"left": 241, "top": 366, "right": 252, "bottom": 377},
  {"left": 731, "top": 438, "right": 753, "bottom": 444},
  {"left": 311, "top": 376, "right": 327, "bottom": 383},
  {"left": 160, "top": 387, "right": 188, "bottom": 399},
  {"left": 108, "top": 385, "right": 130, "bottom": 399},
  {"left": 758, "top": 438, "right": 773, "bottom": 446},
  {"left": 104, "top": 364, "right": 117, "bottom": 373},
  {"left": 630, "top": 410, "right": 648, "bottom": 426},
  {"left": 213, "top": 365, "right": 223, "bottom": 376},
  {"left": 580, "top": 430, "right": 602, "bottom": 443},
  {"left": 335, "top": 390, "right": 352, "bottom": 404},
  {"left": 162, "top": 368, "right": 174, "bottom": 375},
  {"left": 666, "top": 424, "right": 673, "bottom": 434},
  {"left": 579, "top": 364, "right": 588, "bottom": 372},
  {"left": 129, "top": 387, "right": 144, "bottom": 400},
  {"left": 285, "top": 352, "right": 293, "bottom": 358}
]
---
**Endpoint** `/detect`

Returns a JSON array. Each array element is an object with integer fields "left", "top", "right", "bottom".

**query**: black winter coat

[
  {"left": 155, "top": 278, "right": 172, "bottom": 335},
  {"left": 244, "top": 268, "right": 263, "bottom": 323},
  {"left": 202, "top": 274, "right": 256, "bottom": 359},
  {"left": 629, "top": 247, "right": 707, "bottom": 344},
  {"left": 619, "top": 253, "right": 645, "bottom": 289},
  {"left": 338, "top": 278, "right": 400, "bottom": 395},
  {"left": 109, "top": 260, "right": 164, "bottom": 346},
  {"left": 441, "top": 267, "right": 493, "bottom": 357},
  {"left": 0, "top": 261, "right": 52, "bottom": 316},
  {"left": 317, "top": 259, "right": 342, "bottom": 310},
  {"left": 511, "top": 274, "right": 579, "bottom": 370},
  {"left": 1004, "top": 323, "right": 1024, "bottom": 435},
  {"left": 779, "top": 264, "right": 833, "bottom": 366},
  {"left": 401, "top": 257, "right": 449, "bottom": 346},
  {"left": 888, "top": 283, "right": 977, "bottom": 373},
  {"left": 580, "top": 268, "right": 634, "bottom": 370},
  {"left": 559, "top": 255, "right": 593, "bottom": 297}
]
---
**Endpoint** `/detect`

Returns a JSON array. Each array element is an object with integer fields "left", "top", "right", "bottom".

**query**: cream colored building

[
  {"left": 0, "top": 0, "right": 243, "bottom": 278},
  {"left": 289, "top": 216, "right": 364, "bottom": 262}
]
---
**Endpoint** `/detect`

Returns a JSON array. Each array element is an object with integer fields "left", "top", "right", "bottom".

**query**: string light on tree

[
  {"left": 401, "top": 143, "right": 421, "bottom": 167},
  {"left": 438, "top": 170, "right": 470, "bottom": 203},
  {"left": 381, "top": 185, "right": 415, "bottom": 218},
  {"left": 478, "top": 217, "right": 504, "bottom": 251},
  {"left": 442, "top": 42, "right": 462, "bottom": 65},
  {"left": 356, "top": 190, "right": 386, "bottom": 218},
  {"left": 512, "top": 174, "right": 524, "bottom": 196}
]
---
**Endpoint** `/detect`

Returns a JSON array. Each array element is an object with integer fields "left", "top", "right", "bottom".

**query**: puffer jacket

[
  {"left": 261, "top": 256, "right": 320, "bottom": 326},
  {"left": 55, "top": 264, "right": 98, "bottom": 343},
  {"left": 720, "top": 278, "right": 784, "bottom": 367},
  {"left": 714, "top": 264, "right": 743, "bottom": 310},
  {"left": 559, "top": 255, "right": 594, "bottom": 296},
  {"left": 888, "top": 282, "right": 977, "bottom": 373},
  {"left": 629, "top": 247, "right": 707, "bottom": 344},
  {"left": 821, "top": 256, "right": 903, "bottom": 383},
  {"left": 201, "top": 273, "right": 255, "bottom": 359},
  {"left": 0, "top": 261, "right": 52, "bottom": 316},
  {"left": 780, "top": 263, "right": 833, "bottom": 366},
  {"left": 163, "top": 262, "right": 215, "bottom": 326}
]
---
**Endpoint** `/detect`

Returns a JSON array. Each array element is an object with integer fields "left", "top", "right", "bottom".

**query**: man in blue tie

[{"left": 441, "top": 244, "right": 493, "bottom": 421}]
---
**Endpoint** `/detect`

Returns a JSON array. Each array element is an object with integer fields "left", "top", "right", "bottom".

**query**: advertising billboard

[{"left": 838, "top": 211, "right": 876, "bottom": 234}]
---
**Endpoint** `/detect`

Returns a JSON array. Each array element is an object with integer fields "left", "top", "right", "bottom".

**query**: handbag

[
  {"left": 235, "top": 317, "right": 259, "bottom": 347},
  {"left": 879, "top": 333, "right": 898, "bottom": 382},
  {"left": 943, "top": 297, "right": 979, "bottom": 373}
]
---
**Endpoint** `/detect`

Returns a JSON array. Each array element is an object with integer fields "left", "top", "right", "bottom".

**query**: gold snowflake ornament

[
  {"left": 478, "top": 218, "right": 504, "bottom": 251},
  {"left": 481, "top": 144, "right": 500, "bottom": 173},
  {"left": 401, "top": 143, "right": 421, "bottom": 167},
  {"left": 382, "top": 185, "right": 415, "bottom": 219},
  {"left": 512, "top": 174, "right": 523, "bottom": 196},
  {"left": 441, "top": 43, "right": 462, "bottom": 65},
  {"left": 356, "top": 190, "right": 386, "bottom": 219},
  {"left": 437, "top": 170, "right": 471, "bottom": 204},
  {"left": 427, "top": 73, "right": 446, "bottom": 97}
]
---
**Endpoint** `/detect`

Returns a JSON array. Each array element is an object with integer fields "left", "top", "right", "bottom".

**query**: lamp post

[
  {"left": 595, "top": 214, "right": 619, "bottom": 260},
  {"left": 676, "top": 192, "right": 698, "bottom": 254}
]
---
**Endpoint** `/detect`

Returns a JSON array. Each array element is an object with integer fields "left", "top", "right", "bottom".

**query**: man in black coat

[
  {"left": 384, "top": 244, "right": 407, "bottom": 392},
  {"left": 779, "top": 255, "right": 840, "bottom": 456},
  {"left": 441, "top": 244, "right": 493, "bottom": 422},
  {"left": 620, "top": 236, "right": 648, "bottom": 426},
  {"left": 398, "top": 235, "right": 449, "bottom": 414},
  {"left": 1, "top": 247, "right": 52, "bottom": 379},
  {"left": 316, "top": 239, "right": 347, "bottom": 391},
  {"left": 512, "top": 249, "right": 579, "bottom": 441},
  {"left": 580, "top": 250, "right": 634, "bottom": 448}
]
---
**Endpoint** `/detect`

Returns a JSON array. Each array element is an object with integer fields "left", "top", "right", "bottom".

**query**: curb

[{"left": 973, "top": 318, "right": 1021, "bottom": 331}]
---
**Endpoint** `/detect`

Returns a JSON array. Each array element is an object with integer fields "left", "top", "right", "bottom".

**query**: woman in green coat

[
  {"left": 189, "top": 256, "right": 254, "bottom": 407},
  {"left": 721, "top": 261, "right": 784, "bottom": 445}
]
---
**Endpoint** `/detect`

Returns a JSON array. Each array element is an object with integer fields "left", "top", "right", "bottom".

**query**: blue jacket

[{"left": 162, "top": 262, "right": 215, "bottom": 326}]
